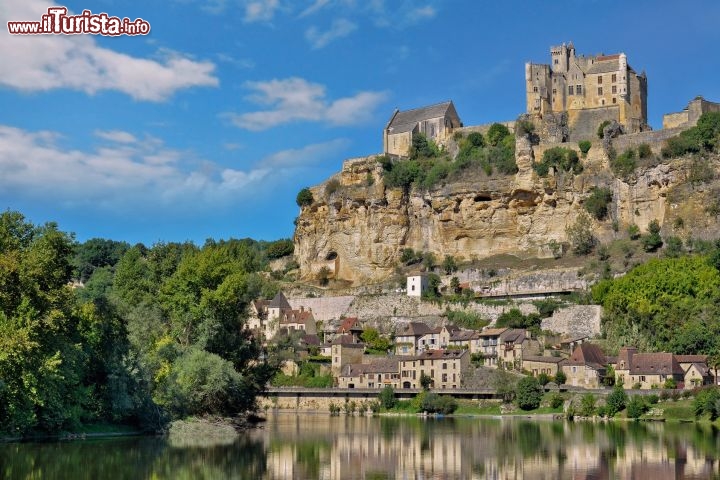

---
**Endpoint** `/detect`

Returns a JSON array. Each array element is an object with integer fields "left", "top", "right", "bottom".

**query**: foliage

[
  {"left": 516, "top": 119, "right": 535, "bottom": 137},
  {"left": 549, "top": 393, "right": 564, "bottom": 409},
  {"left": 422, "top": 273, "right": 441, "bottom": 299},
  {"left": 534, "top": 147, "right": 583, "bottom": 177},
  {"left": 593, "top": 254, "right": 720, "bottom": 354},
  {"left": 693, "top": 387, "right": 720, "bottom": 420},
  {"left": 610, "top": 148, "right": 637, "bottom": 179},
  {"left": 663, "top": 377, "right": 677, "bottom": 389},
  {"left": 378, "top": 385, "right": 396, "bottom": 409},
  {"left": 446, "top": 310, "right": 489, "bottom": 330},
  {"left": 265, "top": 239, "right": 294, "bottom": 259},
  {"left": 325, "top": 178, "right": 341, "bottom": 196},
  {"left": 627, "top": 224, "right": 641, "bottom": 240},
  {"left": 420, "top": 372, "right": 433, "bottom": 390},
  {"left": 493, "top": 369, "right": 518, "bottom": 403},
  {"left": 409, "top": 133, "right": 440, "bottom": 160},
  {"left": 486, "top": 123, "right": 512, "bottom": 146},
  {"left": 664, "top": 236, "right": 684, "bottom": 258},
  {"left": 626, "top": 396, "right": 648, "bottom": 419},
  {"left": 442, "top": 255, "right": 458, "bottom": 274},
  {"left": 579, "top": 393, "right": 597, "bottom": 417},
  {"left": 578, "top": 140, "right": 592, "bottom": 156},
  {"left": 72, "top": 238, "right": 130, "bottom": 282},
  {"left": 662, "top": 112, "right": 720, "bottom": 158},
  {"left": 637, "top": 143, "right": 653, "bottom": 159},
  {"left": 515, "top": 377, "right": 543, "bottom": 410},
  {"left": 361, "top": 328, "right": 392, "bottom": 354},
  {"left": 317, "top": 266, "right": 331, "bottom": 286},
  {"left": 537, "top": 373, "right": 550, "bottom": 386},
  {"left": 566, "top": 212, "right": 596, "bottom": 255},
  {"left": 296, "top": 188, "right": 314, "bottom": 207},
  {"left": 400, "top": 248, "right": 423, "bottom": 265},
  {"left": 584, "top": 187, "right": 613, "bottom": 221},
  {"left": 496, "top": 308, "right": 541, "bottom": 332},
  {"left": 605, "top": 386, "right": 627, "bottom": 417},
  {"left": 554, "top": 370, "right": 566, "bottom": 385},
  {"left": 641, "top": 219, "right": 663, "bottom": 252},
  {"left": 597, "top": 120, "right": 611, "bottom": 139},
  {"left": 421, "top": 393, "right": 458, "bottom": 414}
]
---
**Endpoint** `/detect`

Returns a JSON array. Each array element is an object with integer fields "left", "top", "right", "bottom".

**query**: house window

[
  {"left": 612, "top": 85, "right": 617, "bottom": 94},
  {"left": 612, "top": 98, "right": 617, "bottom": 104},
  {"left": 442, "top": 363, "right": 447, "bottom": 370},
  {"left": 598, "top": 87, "right": 603, "bottom": 95},
  {"left": 442, "top": 373, "right": 447, "bottom": 382},
  {"left": 598, "top": 76, "right": 603, "bottom": 84},
  {"left": 576, "top": 85, "right": 582, "bottom": 94},
  {"left": 554, "top": 59, "right": 559, "bottom": 65},
  {"left": 411, "top": 285, "right": 415, "bottom": 291},
  {"left": 568, "top": 86, "right": 574, "bottom": 95},
  {"left": 572, "top": 367, "right": 577, "bottom": 373},
  {"left": 640, "top": 376, "right": 646, "bottom": 382},
  {"left": 612, "top": 73, "right": 617, "bottom": 82}
]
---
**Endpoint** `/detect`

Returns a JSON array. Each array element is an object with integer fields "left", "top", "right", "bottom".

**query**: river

[{"left": 2, "top": 413, "right": 719, "bottom": 479}]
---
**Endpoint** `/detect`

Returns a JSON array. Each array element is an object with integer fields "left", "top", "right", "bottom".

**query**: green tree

[
  {"left": 487, "top": 123, "right": 511, "bottom": 146},
  {"left": 626, "top": 395, "right": 648, "bottom": 420},
  {"left": 515, "top": 376, "right": 542, "bottom": 410},
  {"left": 420, "top": 372, "right": 433, "bottom": 390},
  {"left": 296, "top": 188, "right": 314, "bottom": 207},
  {"left": 579, "top": 393, "right": 597, "bottom": 417},
  {"left": 566, "top": 212, "right": 596, "bottom": 255},
  {"left": 641, "top": 220, "right": 663, "bottom": 252},
  {"left": 584, "top": 187, "right": 613, "bottom": 221},
  {"left": 554, "top": 370, "right": 567, "bottom": 385},
  {"left": 442, "top": 255, "right": 458, "bottom": 274},
  {"left": 361, "top": 328, "right": 392, "bottom": 354},
  {"left": 578, "top": 140, "right": 592, "bottom": 156},
  {"left": 606, "top": 385, "right": 627, "bottom": 417},
  {"left": 378, "top": 385, "right": 396, "bottom": 409}
]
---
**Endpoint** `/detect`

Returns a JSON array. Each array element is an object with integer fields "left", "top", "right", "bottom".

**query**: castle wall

[
  {"left": 663, "top": 97, "right": 720, "bottom": 129},
  {"left": 567, "top": 106, "right": 620, "bottom": 142},
  {"left": 610, "top": 127, "right": 685, "bottom": 155},
  {"left": 663, "top": 112, "right": 688, "bottom": 130}
]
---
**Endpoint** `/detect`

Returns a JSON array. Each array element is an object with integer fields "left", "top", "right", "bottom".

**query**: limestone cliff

[{"left": 294, "top": 136, "right": 720, "bottom": 285}]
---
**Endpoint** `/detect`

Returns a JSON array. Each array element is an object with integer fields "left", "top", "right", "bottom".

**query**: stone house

[
  {"left": 406, "top": 274, "right": 430, "bottom": 297},
  {"left": 615, "top": 347, "right": 684, "bottom": 389},
  {"left": 335, "top": 317, "right": 364, "bottom": 343},
  {"left": 398, "top": 350, "right": 469, "bottom": 389},
  {"left": 522, "top": 356, "right": 564, "bottom": 377},
  {"left": 446, "top": 330, "right": 482, "bottom": 354},
  {"left": 676, "top": 355, "right": 714, "bottom": 388},
  {"left": 331, "top": 335, "right": 365, "bottom": 377},
  {"left": 438, "top": 325, "right": 460, "bottom": 347},
  {"left": 395, "top": 322, "right": 434, "bottom": 356},
  {"left": 278, "top": 307, "right": 316, "bottom": 336},
  {"left": 384, "top": 101, "right": 462, "bottom": 157},
  {"left": 498, "top": 329, "right": 540, "bottom": 370},
  {"left": 526, "top": 42, "right": 648, "bottom": 139},
  {"left": 561, "top": 343, "right": 608, "bottom": 389},
  {"left": 337, "top": 358, "right": 401, "bottom": 389},
  {"left": 477, "top": 328, "right": 508, "bottom": 367}
]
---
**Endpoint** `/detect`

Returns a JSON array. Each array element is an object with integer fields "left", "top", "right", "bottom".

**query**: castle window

[
  {"left": 598, "top": 76, "right": 603, "bottom": 84},
  {"left": 533, "top": 86, "right": 538, "bottom": 93},
  {"left": 568, "top": 86, "right": 574, "bottom": 95},
  {"left": 554, "top": 59, "right": 558, "bottom": 65},
  {"left": 598, "top": 87, "right": 603, "bottom": 96},
  {"left": 613, "top": 98, "right": 617, "bottom": 104},
  {"left": 612, "top": 85, "right": 617, "bottom": 94},
  {"left": 612, "top": 73, "right": 617, "bottom": 82},
  {"left": 576, "top": 85, "right": 582, "bottom": 95},
  {"left": 552, "top": 88, "right": 557, "bottom": 95}
]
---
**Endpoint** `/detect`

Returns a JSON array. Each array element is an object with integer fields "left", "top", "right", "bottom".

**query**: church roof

[
  {"left": 268, "top": 292, "right": 291, "bottom": 310},
  {"left": 387, "top": 101, "right": 455, "bottom": 134}
]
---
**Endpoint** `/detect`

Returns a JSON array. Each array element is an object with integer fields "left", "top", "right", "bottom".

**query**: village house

[
  {"left": 395, "top": 322, "right": 435, "bottom": 355},
  {"left": 278, "top": 306, "right": 316, "bottom": 336},
  {"left": 498, "top": 329, "right": 540, "bottom": 370},
  {"left": 522, "top": 356, "right": 565, "bottom": 377},
  {"left": 615, "top": 347, "right": 685, "bottom": 389},
  {"left": 384, "top": 101, "right": 462, "bottom": 157},
  {"left": 406, "top": 274, "right": 430, "bottom": 297},
  {"left": 477, "top": 328, "right": 508, "bottom": 367},
  {"left": 337, "top": 358, "right": 401, "bottom": 389},
  {"left": 398, "top": 350, "right": 469, "bottom": 389},
  {"left": 676, "top": 355, "right": 714, "bottom": 388},
  {"left": 331, "top": 335, "right": 364, "bottom": 377},
  {"left": 561, "top": 343, "right": 608, "bottom": 389},
  {"left": 446, "top": 330, "right": 483, "bottom": 354},
  {"left": 334, "top": 317, "right": 364, "bottom": 343}
]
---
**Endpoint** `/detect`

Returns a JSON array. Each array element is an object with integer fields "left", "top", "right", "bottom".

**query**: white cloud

[
  {"left": 224, "top": 77, "right": 387, "bottom": 130},
  {"left": 0, "top": 0, "right": 218, "bottom": 101},
  {"left": 0, "top": 124, "right": 347, "bottom": 213},
  {"left": 406, "top": 6, "right": 436, "bottom": 22},
  {"left": 305, "top": 18, "right": 357, "bottom": 49},
  {"left": 94, "top": 130, "right": 138, "bottom": 144},
  {"left": 244, "top": 0, "right": 280, "bottom": 22}
]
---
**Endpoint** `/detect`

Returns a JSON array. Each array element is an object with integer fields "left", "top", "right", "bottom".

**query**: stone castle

[{"left": 526, "top": 42, "right": 648, "bottom": 140}]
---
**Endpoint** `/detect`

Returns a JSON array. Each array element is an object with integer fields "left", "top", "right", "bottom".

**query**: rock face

[{"left": 294, "top": 141, "right": 720, "bottom": 285}]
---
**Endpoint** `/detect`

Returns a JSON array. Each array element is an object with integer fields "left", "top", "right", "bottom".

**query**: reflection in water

[{"left": 1, "top": 415, "right": 718, "bottom": 479}]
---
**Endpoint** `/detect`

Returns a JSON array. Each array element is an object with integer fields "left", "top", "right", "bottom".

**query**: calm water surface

[{"left": 2, "top": 413, "right": 719, "bottom": 479}]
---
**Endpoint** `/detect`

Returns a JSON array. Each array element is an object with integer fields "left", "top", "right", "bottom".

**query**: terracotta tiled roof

[
  {"left": 337, "top": 317, "right": 361, "bottom": 333},
  {"left": 628, "top": 353, "right": 684, "bottom": 376},
  {"left": 676, "top": 355, "right": 708, "bottom": 364},
  {"left": 569, "top": 343, "right": 607, "bottom": 365},
  {"left": 331, "top": 334, "right": 362, "bottom": 346}
]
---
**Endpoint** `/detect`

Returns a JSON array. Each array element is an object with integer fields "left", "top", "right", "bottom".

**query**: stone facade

[
  {"left": 526, "top": 42, "right": 648, "bottom": 140},
  {"left": 398, "top": 350, "right": 469, "bottom": 389},
  {"left": 662, "top": 96, "right": 720, "bottom": 129},
  {"left": 384, "top": 101, "right": 462, "bottom": 156},
  {"left": 541, "top": 305, "right": 602, "bottom": 339}
]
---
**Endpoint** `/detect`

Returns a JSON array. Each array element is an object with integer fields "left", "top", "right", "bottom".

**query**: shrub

[
  {"left": 664, "top": 236, "right": 684, "bottom": 258},
  {"left": 579, "top": 393, "right": 597, "bottom": 417},
  {"left": 628, "top": 223, "right": 641, "bottom": 240},
  {"left": 421, "top": 393, "right": 458, "bottom": 414},
  {"left": 329, "top": 403, "right": 341, "bottom": 415},
  {"left": 584, "top": 187, "right": 613, "bottom": 221},
  {"left": 606, "top": 385, "right": 628, "bottom": 417},
  {"left": 534, "top": 147, "right": 582, "bottom": 177},
  {"left": 409, "top": 133, "right": 440, "bottom": 159},
  {"left": 637, "top": 143, "right": 652, "bottom": 159},
  {"left": 515, "top": 376, "right": 543, "bottom": 410},
  {"left": 578, "top": 140, "right": 592, "bottom": 156},
  {"left": 325, "top": 178, "right": 341, "bottom": 196},
  {"left": 626, "top": 396, "right": 648, "bottom": 419},
  {"left": 611, "top": 148, "right": 637, "bottom": 179},
  {"left": 466, "top": 131, "right": 485, "bottom": 147},
  {"left": 487, "top": 123, "right": 512, "bottom": 146},
  {"left": 344, "top": 401, "right": 357, "bottom": 415},
  {"left": 566, "top": 212, "right": 596, "bottom": 255},
  {"left": 641, "top": 220, "right": 663, "bottom": 252},
  {"left": 537, "top": 373, "right": 550, "bottom": 386},
  {"left": 647, "top": 394, "right": 659, "bottom": 405},
  {"left": 378, "top": 385, "right": 396, "bottom": 410},
  {"left": 442, "top": 255, "right": 458, "bottom": 274},
  {"left": 549, "top": 393, "right": 564, "bottom": 409},
  {"left": 296, "top": 187, "right": 314, "bottom": 207},
  {"left": 597, "top": 120, "right": 611, "bottom": 139},
  {"left": 554, "top": 370, "right": 567, "bottom": 385},
  {"left": 516, "top": 119, "right": 535, "bottom": 136}
]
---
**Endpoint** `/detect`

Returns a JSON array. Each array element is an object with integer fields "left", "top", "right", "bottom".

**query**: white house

[{"left": 406, "top": 274, "right": 429, "bottom": 297}]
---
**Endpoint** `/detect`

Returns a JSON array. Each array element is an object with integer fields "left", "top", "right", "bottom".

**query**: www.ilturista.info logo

[{"left": 7, "top": 7, "right": 151, "bottom": 35}]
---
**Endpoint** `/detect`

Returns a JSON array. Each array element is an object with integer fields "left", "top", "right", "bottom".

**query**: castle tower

[{"left": 550, "top": 43, "right": 569, "bottom": 73}]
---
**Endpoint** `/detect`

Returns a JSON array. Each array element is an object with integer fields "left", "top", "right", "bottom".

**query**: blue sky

[{"left": 2, "top": 0, "right": 719, "bottom": 245}]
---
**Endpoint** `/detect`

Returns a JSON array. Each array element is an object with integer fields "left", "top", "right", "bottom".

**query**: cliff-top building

[
  {"left": 526, "top": 42, "right": 648, "bottom": 139},
  {"left": 383, "top": 101, "right": 462, "bottom": 156}
]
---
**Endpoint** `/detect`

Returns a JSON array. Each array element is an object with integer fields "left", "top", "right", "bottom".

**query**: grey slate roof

[
  {"left": 396, "top": 322, "right": 433, "bottom": 337},
  {"left": 268, "top": 292, "right": 291, "bottom": 310},
  {"left": 387, "top": 101, "right": 454, "bottom": 134},
  {"left": 586, "top": 59, "right": 620, "bottom": 75}
]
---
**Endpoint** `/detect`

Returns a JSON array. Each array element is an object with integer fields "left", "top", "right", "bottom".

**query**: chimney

[{"left": 300, "top": 306, "right": 304, "bottom": 312}]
